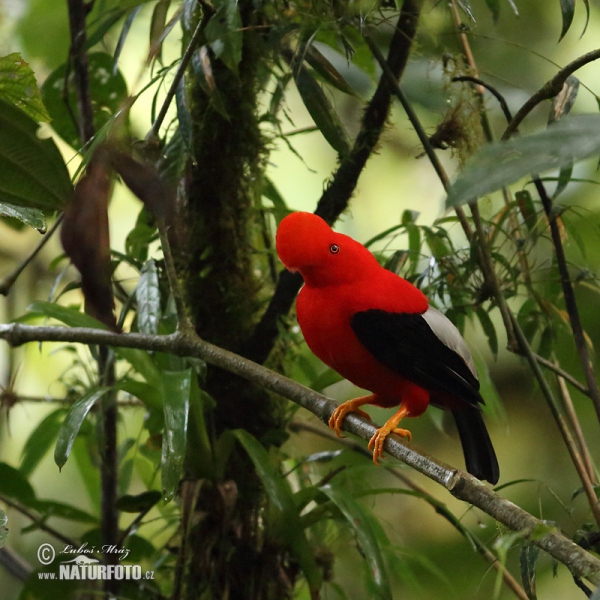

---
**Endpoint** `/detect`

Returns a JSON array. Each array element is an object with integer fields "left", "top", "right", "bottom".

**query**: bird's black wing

[{"left": 350, "top": 309, "right": 483, "bottom": 407}]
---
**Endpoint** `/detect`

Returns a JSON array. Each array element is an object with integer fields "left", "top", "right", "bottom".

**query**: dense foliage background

[{"left": 1, "top": 0, "right": 600, "bottom": 598}]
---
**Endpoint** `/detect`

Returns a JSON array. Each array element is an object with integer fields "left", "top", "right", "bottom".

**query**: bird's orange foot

[
  {"left": 328, "top": 398, "right": 373, "bottom": 437},
  {"left": 368, "top": 426, "right": 412, "bottom": 465}
]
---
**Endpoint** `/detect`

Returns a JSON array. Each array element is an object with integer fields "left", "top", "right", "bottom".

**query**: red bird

[{"left": 276, "top": 211, "right": 499, "bottom": 484}]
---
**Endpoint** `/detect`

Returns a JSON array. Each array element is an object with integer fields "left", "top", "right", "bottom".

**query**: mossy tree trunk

[{"left": 179, "top": 3, "right": 291, "bottom": 598}]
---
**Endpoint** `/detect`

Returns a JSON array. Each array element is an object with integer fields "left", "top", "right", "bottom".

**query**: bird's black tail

[{"left": 452, "top": 408, "right": 499, "bottom": 484}]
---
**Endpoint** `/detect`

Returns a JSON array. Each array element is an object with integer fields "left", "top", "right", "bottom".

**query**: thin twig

[
  {"left": 0, "top": 493, "right": 79, "bottom": 549},
  {"left": 0, "top": 215, "right": 64, "bottom": 297},
  {"left": 533, "top": 353, "right": 589, "bottom": 398},
  {"left": 451, "top": 76, "right": 513, "bottom": 123},
  {"left": 146, "top": 15, "right": 209, "bottom": 142},
  {"left": 503, "top": 48, "right": 600, "bottom": 139},
  {"left": 558, "top": 376, "right": 597, "bottom": 484},
  {"left": 66, "top": 2, "right": 120, "bottom": 595},
  {"left": 533, "top": 178, "right": 600, "bottom": 423},
  {"left": 290, "top": 422, "right": 529, "bottom": 600},
  {"left": 0, "top": 322, "right": 599, "bottom": 583}
]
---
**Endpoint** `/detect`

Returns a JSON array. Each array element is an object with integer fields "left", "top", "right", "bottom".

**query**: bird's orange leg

[
  {"left": 328, "top": 395, "right": 375, "bottom": 437},
  {"left": 367, "top": 404, "right": 411, "bottom": 465}
]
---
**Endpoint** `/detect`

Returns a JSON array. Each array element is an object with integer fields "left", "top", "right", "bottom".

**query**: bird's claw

[
  {"left": 368, "top": 426, "right": 412, "bottom": 465},
  {"left": 328, "top": 404, "right": 371, "bottom": 437}
]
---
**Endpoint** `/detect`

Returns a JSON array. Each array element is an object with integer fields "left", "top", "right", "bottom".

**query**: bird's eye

[{"left": 329, "top": 244, "right": 340, "bottom": 254}]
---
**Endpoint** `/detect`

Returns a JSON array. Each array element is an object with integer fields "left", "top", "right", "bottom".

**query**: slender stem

[
  {"left": 0, "top": 322, "right": 600, "bottom": 584},
  {"left": 66, "top": 2, "right": 119, "bottom": 596},
  {"left": 533, "top": 179, "right": 600, "bottom": 422},
  {"left": 66, "top": 0, "right": 95, "bottom": 144},
  {"left": 558, "top": 376, "right": 597, "bottom": 484},
  {"left": 0, "top": 493, "right": 79, "bottom": 548},
  {"left": 503, "top": 48, "right": 600, "bottom": 140},
  {"left": 533, "top": 353, "right": 589, "bottom": 398},
  {"left": 0, "top": 215, "right": 64, "bottom": 297},
  {"left": 157, "top": 218, "right": 194, "bottom": 335},
  {"left": 146, "top": 15, "right": 209, "bottom": 142}
]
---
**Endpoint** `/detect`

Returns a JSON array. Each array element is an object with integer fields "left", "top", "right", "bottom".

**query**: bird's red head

[{"left": 276, "top": 211, "right": 379, "bottom": 286}]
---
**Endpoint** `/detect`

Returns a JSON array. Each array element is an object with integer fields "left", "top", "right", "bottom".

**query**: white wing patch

[{"left": 421, "top": 306, "right": 478, "bottom": 380}]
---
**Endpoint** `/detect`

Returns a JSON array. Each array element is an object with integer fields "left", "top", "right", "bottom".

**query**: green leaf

[
  {"left": 520, "top": 543, "right": 540, "bottom": 599},
  {"left": 20, "top": 408, "right": 67, "bottom": 477},
  {"left": 0, "top": 462, "right": 37, "bottom": 505},
  {"left": 294, "top": 64, "right": 350, "bottom": 157},
  {"left": 54, "top": 388, "right": 111, "bottom": 470},
  {"left": 309, "top": 368, "right": 344, "bottom": 392},
  {"left": 0, "top": 202, "right": 46, "bottom": 231},
  {"left": 161, "top": 369, "right": 191, "bottom": 502},
  {"left": 303, "top": 45, "right": 356, "bottom": 96},
  {"left": 0, "top": 53, "right": 50, "bottom": 122},
  {"left": 117, "top": 490, "right": 162, "bottom": 513},
  {"left": 115, "top": 348, "right": 161, "bottom": 388},
  {"left": 205, "top": 0, "right": 243, "bottom": 74},
  {"left": 117, "top": 380, "right": 162, "bottom": 411},
  {"left": 31, "top": 499, "right": 97, "bottom": 523},
  {"left": 150, "top": 0, "right": 171, "bottom": 60},
  {"left": 0, "top": 98, "right": 72, "bottom": 212},
  {"left": 558, "top": 0, "right": 575, "bottom": 41},
  {"left": 262, "top": 177, "right": 289, "bottom": 224},
  {"left": 41, "top": 52, "right": 128, "bottom": 149},
  {"left": 233, "top": 429, "right": 323, "bottom": 593},
  {"left": 27, "top": 300, "right": 108, "bottom": 329},
  {"left": 446, "top": 115, "right": 600, "bottom": 208},
  {"left": 321, "top": 484, "right": 392, "bottom": 600},
  {"left": 136, "top": 259, "right": 161, "bottom": 335}
]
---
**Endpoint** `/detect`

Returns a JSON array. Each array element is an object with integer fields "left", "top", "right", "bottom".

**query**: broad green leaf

[
  {"left": 54, "top": 388, "right": 111, "bottom": 469},
  {"left": 117, "top": 380, "right": 162, "bottom": 411},
  {"left": 233, "top": 429, "right": 323, "bottom": 593},
  {"left": 559, "top": 0, "right": 575, "bottom": 41},
  {"left": 20, "top": 408, "right": 68, "bottom": 477},
  {"left": 294, "top": 64, "right": 350, "bottom": 157},
  {"left": 0, "top": 53, "right": 49, "bottom": 122},
  {"left": 113, "top": 6, "right": 144, "bottom": 74},
  {"left": 185, "top": 378, "right": 214, "bottom": 478},
  {"left": 26, "top": 301, "right": 108, "bottom": 329},
  {"left": 117, "top": 490, "right": 162, "bottom": 513},
  {"left": 161, "top": 369, "right": 191, "bottom": 502},
  {"left": 321, "top": 484, "right": 392, "bottom": 600},
  {"left": 520, "top": 542, "right": 540, "bottom": 599},
  {"left": 31, "top": 499, "right": 97, "bottom": 523},
  {"left": 0, "top": 99, "right": 72, "bottom": 212},
  {"left": 115, "top": 348, "right": 161, "bottom": 388},
  {"left": 41, "top": 53, "right": 128, "bottom": 149},
  {"left": 446, "top": 115, "right": 600, "bottom": 208},
  {"left": 0, "top": 202, "right": 46, "bottom": 231},
  {"left": 0, "top": 509, "right": 7, "bottom": 548},
  {"left": 205, "top": 0, "right": 243, "bottom": 74},
  {"left": 0, "top": 462, "right": 37, "bottom": 505},
  {"left": 136, "top": 259, "right": 161, "bottom": 335}
]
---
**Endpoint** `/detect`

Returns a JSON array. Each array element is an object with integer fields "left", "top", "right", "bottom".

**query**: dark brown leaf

[
  {"left": 60, "top": 152, "right": 118, "bottom": 331},
  {"left": 110, "top": 151, "right": 175, "bottom": 221}
]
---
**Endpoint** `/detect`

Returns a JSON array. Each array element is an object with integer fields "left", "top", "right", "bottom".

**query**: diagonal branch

[
  {"left": 242, "top": 0, "right": 421, "bottom": 365},
  {"left": 0, "top": 322, "right": 599, "bottom": 585}
]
